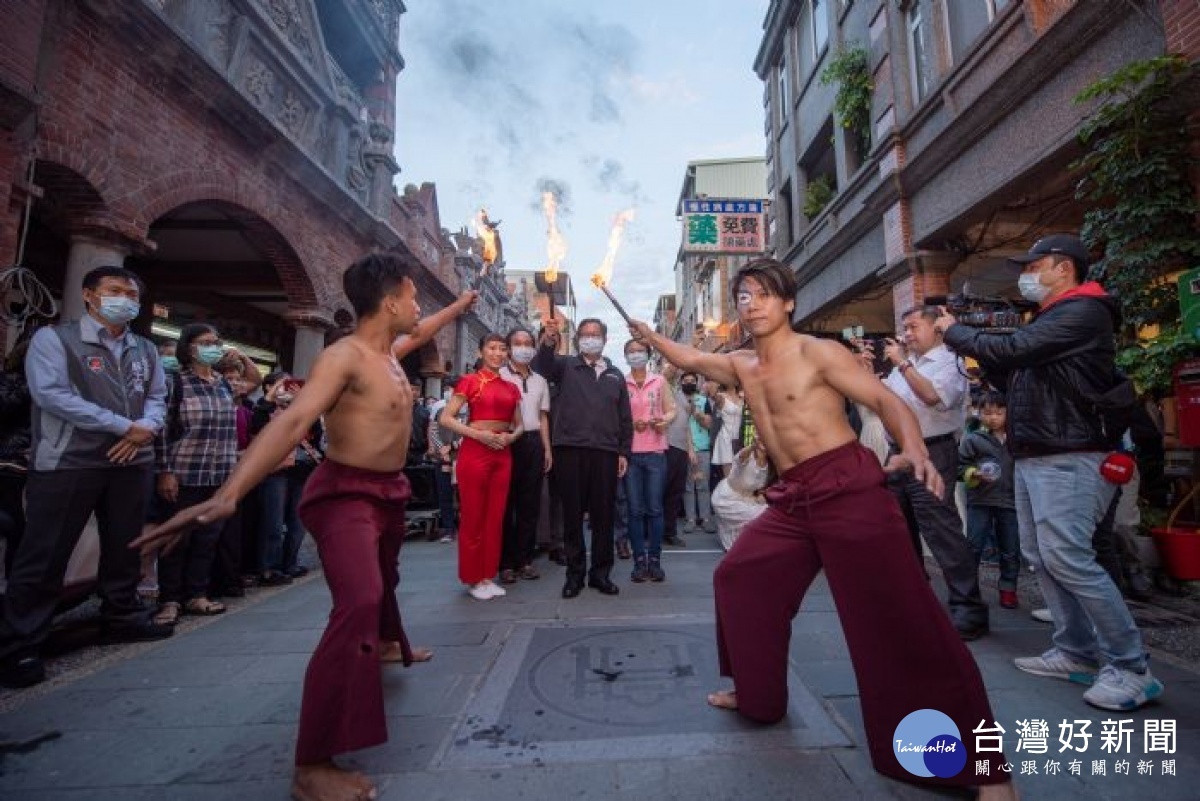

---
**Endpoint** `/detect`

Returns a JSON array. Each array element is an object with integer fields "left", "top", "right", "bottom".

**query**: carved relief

[
  {"left": 244, "top": 58, "right": 275, "bottom": 108},
  {"left": 207, "top": 0, "right": 235, "bottom": 67},
  {"left": 278, "top": 90, "right": 308, "bottom": 135},
  {"left": 258, "top": 0, "right": 315, "bottom": 64}
]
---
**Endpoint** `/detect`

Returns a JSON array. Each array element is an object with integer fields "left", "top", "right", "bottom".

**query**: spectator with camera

[
  {"left": 877, "top": 308, "right": 990, "bottom": 641},
  {"left": 937, "top": 233, "right": 1162, "bottom": 711}
]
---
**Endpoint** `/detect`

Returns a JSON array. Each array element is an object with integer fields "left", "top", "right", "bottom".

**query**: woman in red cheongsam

[{"left": 437, "top": 334, "right": 523, "bottom": 600}]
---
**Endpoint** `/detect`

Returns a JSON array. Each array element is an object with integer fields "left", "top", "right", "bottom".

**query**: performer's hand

[
  {"left": 457, "top": 290, "right": 479, "bottom": 311},
  {"left": 934, "top": 306, "right": 957, "bottom": 336},
  {"left": 157, "top": 472, "right": 179, "bottom": 504},
  {"left": 617, "top": 455, "right": 628, "bottom": 478},
  {"left": 130, "top": 494, "right": 237, "bottom": 556},
  {"left": 540, "top": 318, "right": 561, "bottom": 347},
  {"left": 882, "top": 338, "right": 907, "bottom": 366},
  {"left": 884, "top": 450, "right": 944, "bottom": 498}
]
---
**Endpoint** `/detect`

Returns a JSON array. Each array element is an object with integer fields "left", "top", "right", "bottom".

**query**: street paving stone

[{"left": 0, "top": 530, "right": 1197, "bottom": 800}]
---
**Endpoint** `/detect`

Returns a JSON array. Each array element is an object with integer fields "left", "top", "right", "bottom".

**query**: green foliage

[
  {"left": 1073, "top": 55, "right": 1200, "bottom": 333},
  {"left": 1073, "top": 55, "right": 1200, "bottom": 394},
  {"left": 820, "top": 45, "right": 872, "bottom": 154},
  {"left": 1115, "top": 322, "right": 1200, "bottom": 397},
  {"left": 803, "top": 175, "right": 835, "bottom": 219}
]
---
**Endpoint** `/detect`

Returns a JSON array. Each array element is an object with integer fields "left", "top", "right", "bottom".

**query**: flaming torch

[
  {"left": 590, "top": 208, "right": 636, "bottom": 325},
  {"left": 541, "top": 191, "right": 568, "bottom": 320},
  {"left": 473, "top": 208, "right": 499, "bottom": 283}
]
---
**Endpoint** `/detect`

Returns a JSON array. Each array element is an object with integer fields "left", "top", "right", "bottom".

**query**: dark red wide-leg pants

[
  {"left": 714, "top": 441, "right": 1008, "bottom": 787},
  {"left": 455, "top": 438, "right": 511, "bottom": 585},
  {"left": 293, "top": 460, "right": 412, "bottom": 766}
]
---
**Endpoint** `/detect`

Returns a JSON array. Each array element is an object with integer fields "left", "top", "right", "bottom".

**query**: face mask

[
  {"left": 510, "top": 346, "right": 536, "bottom": 364},
  {"left": 96, "top": 296, "right": 140, "bottom": 325},
  {"left": 1018, "top": 273, "right": 1050, "bottom": 304},
  {"left": 681, "top": 383, "right": 698, "bottom": 395},
  {"left": 578, "top": 336, "right": 604, "bottom": 356},
  {"left": 195, "top": 344, "right": 225, "bottom": 365},
  {"left": 626, "top": 352, "right": 649, "bottom": 369},
  {"left": 160, "top": 356, "right": 180, "bottom": 372}
]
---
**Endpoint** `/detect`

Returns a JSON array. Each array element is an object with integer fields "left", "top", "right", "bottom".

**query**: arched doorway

[{"left": 127, "top": 201, "right": 321, "bottom": 373}]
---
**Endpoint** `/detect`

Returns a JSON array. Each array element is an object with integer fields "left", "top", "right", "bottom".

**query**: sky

[{"left": 392, "top": 0, "right": 770, "bottom": 366}]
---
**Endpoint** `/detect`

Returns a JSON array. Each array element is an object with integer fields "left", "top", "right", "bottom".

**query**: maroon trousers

[
  {"left": 293, "top": 460, "right": 413, "bottom": 766},
  {"left": 714, "top": 441, "right": 1008, "bottom": 787}
]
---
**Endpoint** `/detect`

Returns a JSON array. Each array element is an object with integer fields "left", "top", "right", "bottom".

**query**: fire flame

[
  {"left": 474, "top": 208, "right": 498, "bottom": 268},
  {"left": 590, "top": 208, "right": 636, "bottom": 288},
  {"left": 542, "top": 191, "right": 567, "bottom": 284}
]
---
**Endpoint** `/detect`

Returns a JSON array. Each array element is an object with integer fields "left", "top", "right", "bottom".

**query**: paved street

[{"left": 0, "top": 532, "right": 1197, "bottom": 800}]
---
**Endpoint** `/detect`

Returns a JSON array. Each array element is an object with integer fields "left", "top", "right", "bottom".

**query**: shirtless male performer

[
  {"left": 134, "top": 253, "right": 477, "bottom": 801},
  {"left": 628, "top": 257, "right": 1014, "bottom": 797}
]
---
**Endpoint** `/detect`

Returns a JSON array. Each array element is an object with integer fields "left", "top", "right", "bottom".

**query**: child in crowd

[{"left": 959, "top": 390, "right": 1019, "bottom": 609}]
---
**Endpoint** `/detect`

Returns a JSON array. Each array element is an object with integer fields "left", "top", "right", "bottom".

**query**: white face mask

[
  {"left": 578, "top": 336, "right": 604, "bottom": 356},
  {"left": 510, "top": 345, "right": 536, "bottom": 364},
  {"left": 626, "top": 352, "right": 649, "bottom": 369},
  {"left": 1017, "top": 273, "right": 1051, "bottom": 304}
]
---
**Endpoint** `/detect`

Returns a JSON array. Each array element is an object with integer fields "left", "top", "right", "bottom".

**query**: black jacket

[
  {"left": 958, "top": 429, "right": 1015, "bottom": 508},
  {"left": 942, "top": 284, "right": 1121, "bottom": 458},
  {"left": 533, "top": 345, "right": 633, "bottom": 457}
]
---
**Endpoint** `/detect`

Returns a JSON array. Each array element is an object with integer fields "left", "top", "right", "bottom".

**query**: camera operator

[
  {"left": 936, "top": 233, "right": 1162, "bottom": 712},
  {"left": 876, "top": 308, "right": 990, "bottom": 641}
]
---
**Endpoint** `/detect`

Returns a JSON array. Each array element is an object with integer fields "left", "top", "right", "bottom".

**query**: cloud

[
  {"left": 623, "top": 72, "right": 700, "bottom": 104},
  {"left": 585, "top": 156, "right": 650, "bottom": 205},
  {"left": 530, "top": 177, "right": 574, "bottom": 217}
]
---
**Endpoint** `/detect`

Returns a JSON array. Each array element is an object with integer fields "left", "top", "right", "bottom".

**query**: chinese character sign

[{"left": 682, "top": 198, "right": 766, "bottom": 254}]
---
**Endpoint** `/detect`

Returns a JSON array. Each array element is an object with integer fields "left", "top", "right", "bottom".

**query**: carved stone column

[{"left": 283, "top": 307, "right": 334, "bottom": 378}]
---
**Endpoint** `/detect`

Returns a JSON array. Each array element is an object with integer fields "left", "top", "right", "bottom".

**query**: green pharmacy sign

[{"left": 682, "top": 199, "right": 766, "bottom": 254}]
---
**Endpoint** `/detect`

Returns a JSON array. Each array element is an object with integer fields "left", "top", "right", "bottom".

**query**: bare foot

[
  {"left": 292, "top": 761, "right": 376, "bottom": 801},
  {"left": 706, "top": 689, "right": 738, "bottom": 710},
  {"left": 379, "top": 641, "right": 434, "bottom": 665},
  {"left": 978, "top": 782, "right": 1018, "bottom": 800}
]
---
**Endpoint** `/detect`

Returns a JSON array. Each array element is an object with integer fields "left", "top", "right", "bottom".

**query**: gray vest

[{"left": 31, "top": 322, "right": 156, "bottom": 471}]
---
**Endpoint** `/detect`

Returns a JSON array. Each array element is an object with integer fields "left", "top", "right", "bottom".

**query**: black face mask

[{"left": 681, "top": 383, "right": 698, "bottom": 395}]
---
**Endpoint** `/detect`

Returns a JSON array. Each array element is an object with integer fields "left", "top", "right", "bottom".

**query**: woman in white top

[{"left": 710, "top": 385, "right": 744, "bottom": 475}]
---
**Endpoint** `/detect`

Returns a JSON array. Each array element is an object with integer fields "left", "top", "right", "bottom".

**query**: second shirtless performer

[
  {"left": 134, "top": 253, "right": 476, "bottom": 801},
  {"left": 629, "top": 258, "right": 1014, "bottom": 798}
]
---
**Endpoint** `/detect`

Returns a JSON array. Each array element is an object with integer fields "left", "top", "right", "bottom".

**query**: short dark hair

[
  {"left": 978, "top": 390, "right": 1007, "bottom": 410},
  {"left": 478, "top": 332, "right": 506, "bottom": 351},
  {"left": 576, "top": 317, "right": 607, "bottom": 338},
  {"left": 83, "top": 265, "right": 141, "bottom": 292},
  {"left": 342, "top": 252, "right": 416, "bottom": 318},
  {"left": 176, "top": 323, "right": 218, "bottom": 370},
  {"left": 623, "top": 338, "right": 651, "bottom": 356},
  {"left": 731, "top": 257, "right": 797, "bottom": 302},
  {"left": 901, "top": 305, "right": 940, "bottom": 323},
  {"left": 263, "top": 370, "right": 289, "bottom": 390},
  {"left": 680, "top": 371, "right": 699, "bottom": 383},
  {"left": 505, "top": 327, "right": 534, "bottom": 349}
]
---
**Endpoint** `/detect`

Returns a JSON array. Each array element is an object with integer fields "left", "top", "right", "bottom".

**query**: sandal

[
  {"left": 499, "top": 569, "right": 518, "bottom": 585},
  {"left": 183, "top": 597, "right": 226, "bottom": 616},
  {"left": 153, "top": 601, "right": 180, "bottom": 626}
]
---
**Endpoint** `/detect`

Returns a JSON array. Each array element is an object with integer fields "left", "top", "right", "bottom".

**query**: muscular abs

[
  {"left": 731, "top": 339, "right": 858, "bottom": 472},
  {"left": 322, "top": 343, "right": 414, "bottom": 472}
]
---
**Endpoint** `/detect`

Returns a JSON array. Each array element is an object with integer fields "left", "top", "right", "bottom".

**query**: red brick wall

[
  {"left": 0, "top": 0, "right": 46, "bottom": 94},
  {"left": 1162, "top": 0, "right": 1200, "bottom": 58}
]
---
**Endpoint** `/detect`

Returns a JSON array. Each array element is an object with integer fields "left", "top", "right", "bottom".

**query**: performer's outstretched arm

[{"left": 392, "top": 290, "right": 477, "bottom": 360}]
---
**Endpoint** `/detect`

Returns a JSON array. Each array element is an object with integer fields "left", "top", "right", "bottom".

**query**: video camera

[{"left": 926, "top": 294, "right": 1035, "bottom": 333}]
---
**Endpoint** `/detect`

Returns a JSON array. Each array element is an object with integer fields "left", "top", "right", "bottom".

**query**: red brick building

[{"left": 0, "top": 0, "right": 466, "bottom": 385}]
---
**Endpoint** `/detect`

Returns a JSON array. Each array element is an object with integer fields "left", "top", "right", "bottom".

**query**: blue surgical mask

[
  {"left": 160, "top": 356, "right": 180, "bottom": 372},
  {"left": 1017, "top": 273, "right": 1050, "bottom": 304},
  {"left": 626, "top": 352, "right": 649, "bottom": 369},
  {"left": 578, "top": 337, "right": 604, "bottom": 356},
  {"left": 196, "top": 344, "right": 225, "bottom": 365},
  {"left": 510, "top": 346, "right": 536, "bottom": 365},
  {"left": 96, "top": 296, "right": 140, "bottom": 325}
]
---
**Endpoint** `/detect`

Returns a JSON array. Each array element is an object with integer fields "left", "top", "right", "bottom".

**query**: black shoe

[
  {"left": 548, "top": 549, "right": 568, "bottom": 566},
  {"left": 259, "top": 572, "right": 293, "bottom": 587},
  {"left": 0, "top": 655, "right": 46, "bottom": 688},
  {"left": 562, "top": 579, "right": 583, "bottom": 599},
  {"left": 664, "top": 535, "right": 687, "bottom": 548},
  {"left": 285, "top": 565, "right": 310, "bottom": 578},
  {"left": 220, "top": 585, "right": 246, "bottom": 598},
  {"left": 956, "top": 623, "right": 989, "bottom": 642},
  {"left": 587, "top": 577, "right": 620, "bottom": 595},
  {"left": 103, "top": 620, "right": 175, "bottom": 643},
  {"left": 631, "top": 556, "right": 650, "bottom": 583},
  {"left": 648, "top": 556, "right": 665, "bottom": 582},
  {"left": 616, "top": 539, "right": 633, "bottom": 560}
]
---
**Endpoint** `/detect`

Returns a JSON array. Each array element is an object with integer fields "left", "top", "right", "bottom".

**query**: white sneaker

[
  {"left": 468, "top": 583, "right": 493, "bottom": 601},
  {"left": 1014, "top": 649, "right": 1098, "bottom": 685},
  {"left": 1030, "top": 607, "right": 1053, "bottom": 623},
  {"left": 483, "top": 580, "right": 506, "bottom": 597},
  {"left": 1083, "top": 665, "right": 1164, "bottom": 711}
]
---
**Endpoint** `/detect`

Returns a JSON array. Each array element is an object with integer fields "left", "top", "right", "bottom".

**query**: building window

[
  {"left": 908, "top": 6, "right": 931, "bottom": 103},
  {"left": 811, "top": 0, "right": 829, "bottom": 60},
  {"left": 778, "top": 179, "right": 794, "bottom": 249},
  {"left": 945, "top": 0, "right": 1011, "bottom": 64},
  {"left": 777, "top": 56, "right": 790, "bottom": 127}
]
